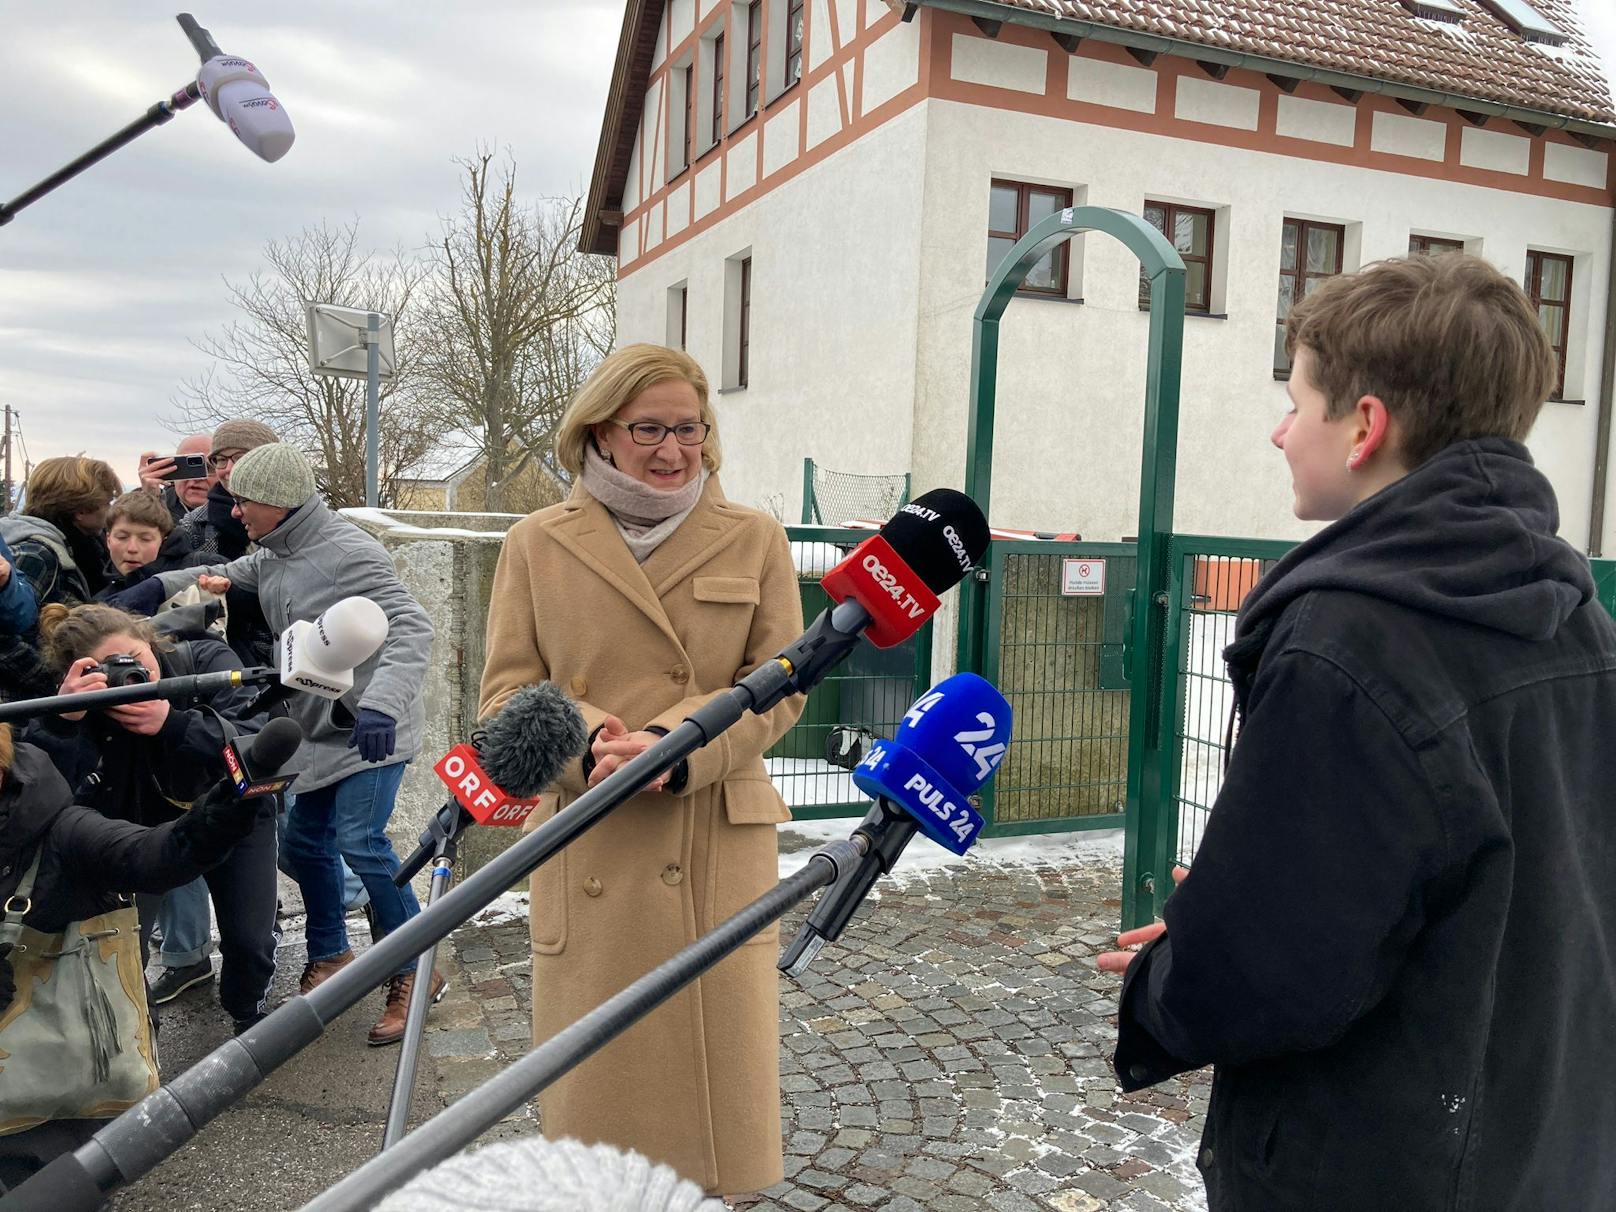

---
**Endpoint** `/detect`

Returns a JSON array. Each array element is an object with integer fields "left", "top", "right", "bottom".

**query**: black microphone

[
  {"left": 395, "top": 684, "right": 588, "bottom": 886},
  {"left": 750, "top": 489, "right": 991, "bottom": 711},
  {"left": 199, "top": 717, "right": 304, "bottom": 807}
]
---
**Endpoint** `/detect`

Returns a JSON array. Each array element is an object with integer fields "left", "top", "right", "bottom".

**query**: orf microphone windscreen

[
  {"left": 481, "top": 683, "right": 590, "bottom": 799},
  {"left": 819, "top": 488, "right": 990, "bottom": 648}
]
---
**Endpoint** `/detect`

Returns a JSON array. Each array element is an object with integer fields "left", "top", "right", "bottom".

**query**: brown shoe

[
  {"left": 299, "top": 948, "right": 355, "bottom": 995},
  {"left": 366, "top": 968, "right": 447, "bottom": 1047}
]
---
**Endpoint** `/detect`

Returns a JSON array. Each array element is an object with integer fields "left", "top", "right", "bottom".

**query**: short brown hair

[
  {"left": 554, "top": 343, "right": 721, "bottom": 477},
  {"left": 1286, "top": 253, "right": 1557, "bottom": 467},
  {"left": 108, "top": 489, "right": 174, "bottom": 537},
  {"left": 24, "top": 457, "right": 122, "bottom": 521},
  {"left": 37, "top": 602, "right": 171, "bottom": 673}
]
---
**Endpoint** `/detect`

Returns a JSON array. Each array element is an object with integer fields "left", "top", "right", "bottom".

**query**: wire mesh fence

[{"left": 800, "top": 457, "right": 910, "bottom": 526}]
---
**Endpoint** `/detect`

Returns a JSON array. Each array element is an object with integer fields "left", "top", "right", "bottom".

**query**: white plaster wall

[
  {"left": 1371, "top": 110, "right": 1446, "bottom": 161},
  {"left": 862, "top": 16, "right": 921, "bottom": 114},
  {"left": 910, "top": 99, "right": 1612, "bottom": 549},
  {"left": 1275, "top": 94, "right": 1355, "bottom": 147},
  {"left": 1068, "top": 55, "right": 1157, "bottom": 113},
  {"left": 950, "top": 33, "right": 1047, "bottom": 95},
  {"left": 1460, "top": 126, "right": 1530, "bottom": 175},
  {"left": 1174, "top": 77, "right": 1259, "bottom": 131},
  {"left": 727, "top": 128, "right": 760, "bottom": 197},
  {"left": 808, "top": 74, "right": 843, "bottom": 149},
  {"left": 1544, "top": 140, "right": 1610, "bottom": 189},
  {"left": 764, "top": 98, "right": 801, "bottom": 177},
  {"left": 614, "top": 106, "right": 932, "bottom": 517},
  {"left": 695, "top": 159, "right": 723, "bottom": 219}
]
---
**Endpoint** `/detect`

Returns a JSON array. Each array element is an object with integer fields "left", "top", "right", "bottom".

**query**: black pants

[{"left": 136, "top": 804, "right": 280, "bottom": 1022}]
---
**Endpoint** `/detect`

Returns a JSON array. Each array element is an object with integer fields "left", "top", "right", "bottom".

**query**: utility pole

[{"left": 1, "top": 405, "right": 12, "bottom": 513}]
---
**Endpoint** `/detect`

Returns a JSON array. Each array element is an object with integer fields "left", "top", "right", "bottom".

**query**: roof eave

[
  {"left": 582, "top": 0, "right": 659, "bottom": 256},
  {"left": 912, "top": 0, "right": 1616, "bottom": 140}
]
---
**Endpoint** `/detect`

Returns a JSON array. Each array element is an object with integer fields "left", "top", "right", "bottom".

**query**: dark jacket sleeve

[
  {"left": 151, "top": 638, "right": 263, "bottom": 777},
  {"left": 22, "top": 715, "right": 102, "bottom": 795},
  {"left": 1114, "top": 649, "right": 1447, "bottom": 1089}
]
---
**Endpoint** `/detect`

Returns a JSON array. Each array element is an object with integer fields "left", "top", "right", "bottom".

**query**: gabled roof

[
  {"left": 583, "top": 0, "right": 663, "bottom": 256},
  {"left": 943, "top": 0, "right": 1613, "bottom": 124}
]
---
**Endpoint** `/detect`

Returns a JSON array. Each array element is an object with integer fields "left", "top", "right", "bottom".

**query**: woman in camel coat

[{"left": 479, "top": 344, "right": 803, "bottom": 1201}]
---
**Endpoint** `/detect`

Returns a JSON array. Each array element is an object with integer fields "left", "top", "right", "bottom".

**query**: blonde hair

[
  {"left": 108, "top": 489, "right": 175, "bottom": 537},
  {"left": 1286, "top": 253, "right": 1557, "bottom": 467},
  {"left": 38, "top": 602, "right": 171, "bottom": 673},
  {"left": 24, "top": 457, "right": 122, "bottom": 521},
  {"left": 554, "top": 344, "right": 721, "bottom": 477}
]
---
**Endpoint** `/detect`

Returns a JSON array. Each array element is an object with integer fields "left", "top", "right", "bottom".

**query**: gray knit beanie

[
  {"left": 372, "top": 1136, "right": 725, "bottom": 1212},
  {"left": 210, "top": 418, "right": 279, "bottom": 456},
  {"left": 228, "top": 443, "right": 316, "bottom": 509}
]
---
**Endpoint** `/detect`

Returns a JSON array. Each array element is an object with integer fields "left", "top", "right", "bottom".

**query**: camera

[{"left": 93, "top": 655, "right": 150, "bottom": 688}]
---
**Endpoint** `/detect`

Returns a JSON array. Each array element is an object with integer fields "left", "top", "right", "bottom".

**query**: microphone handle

[
  {"left": 176, "top": 13, "right": 224, "bottom": 62},
  {"left": 0, "top": 667, "right": 276, "bottom": 724}
]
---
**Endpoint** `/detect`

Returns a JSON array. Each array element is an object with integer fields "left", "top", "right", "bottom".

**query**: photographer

[
  {"left": 0, "top": 721, "right": 284, "bottom": 1192},
  {"left": 24, "top": 603, "right": 280, "bottom": 1034}
]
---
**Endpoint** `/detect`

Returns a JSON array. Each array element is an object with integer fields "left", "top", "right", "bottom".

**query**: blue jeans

[
  {"left": 276, "top": 810, "right": 369, "bottom": 910},
  {"left": 157, "top": 877, "right": 212, "bottom": 967},
  {"left": 281, "top": 763, "right": 420, "bottom": 974}
]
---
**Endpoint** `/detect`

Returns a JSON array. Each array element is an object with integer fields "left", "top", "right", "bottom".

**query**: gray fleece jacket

[{"left": 156, "top": 495, "right": 433, "bottom": 792}]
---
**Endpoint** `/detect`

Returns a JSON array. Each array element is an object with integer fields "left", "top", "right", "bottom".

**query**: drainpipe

[{"left": 1587, "top": 204, "right": 1616, "bottom": 557}]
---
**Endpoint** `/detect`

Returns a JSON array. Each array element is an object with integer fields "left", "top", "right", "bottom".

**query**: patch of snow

[{"left": 341, "top": 507, "right": 512, "bottom": 540}]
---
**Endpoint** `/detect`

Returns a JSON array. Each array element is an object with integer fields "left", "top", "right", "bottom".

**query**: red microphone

[
  {"left": 432, "top": 743, "right": 541, "bottom": 828},
  {"left": 819, "top": 489, "right": 989, "bottom": 647}
]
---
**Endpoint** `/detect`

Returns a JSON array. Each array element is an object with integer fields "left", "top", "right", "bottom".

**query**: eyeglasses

[
  {"left": 209, "top": 449, "right": 245, "bottom": 469},
  {"left": 610, "top": 419, "right": 711, "bottom": 446}
]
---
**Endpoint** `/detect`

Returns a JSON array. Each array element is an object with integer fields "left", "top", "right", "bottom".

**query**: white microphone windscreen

[
  {"left": 197, "top": 56, "right": 295, "bottom": 163},
  {"left": 310, "top": 597, "right": 389, "bottom": 673}
]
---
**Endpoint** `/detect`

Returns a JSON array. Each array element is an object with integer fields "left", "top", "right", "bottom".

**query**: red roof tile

[{"left": 975, "top": 0, "right": 1612, "bottom": 122}]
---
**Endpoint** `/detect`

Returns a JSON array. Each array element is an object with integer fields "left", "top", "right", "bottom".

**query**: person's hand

[
  {"left": 197, "top": 574, "right": 232, "bottom": 595},
  {"left": 0, "top": 554, "right": 11, "bottom": 590},
  {"left": 138, "top": 453, "right": 174, "bottom": 492},
  {"left": 105, "top": 698, "right": 171, "bottom": 736},
  {"left": 57, "top": 657, "right": 108, "bottom": 721},
  {"left": 106, "top": 577, "right": 166, "bottom": 616},
  {"left": 348, "top": 708, "right": 397, "bottom": 762},
  {"left": 1096, "top": 866, "right": 1189, "bottom": 974},
  {"left": 586, "top": 714, "right": 669, "bottom": 790}
]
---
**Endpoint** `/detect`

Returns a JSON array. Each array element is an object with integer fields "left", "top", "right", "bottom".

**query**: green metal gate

[{"left": 978, "top": 541, "right": 1136, "bottom": 835}]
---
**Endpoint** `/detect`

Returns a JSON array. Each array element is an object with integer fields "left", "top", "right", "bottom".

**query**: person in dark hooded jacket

[
  {"left": 95, "top": 489, "right": 211, "bottom": 602},
  {"left": 0, "top": 724, "right": 278, "bottom": 1192},
  {"left": 1100, "top": 253, "right": 1616, "bottom": 1212}
]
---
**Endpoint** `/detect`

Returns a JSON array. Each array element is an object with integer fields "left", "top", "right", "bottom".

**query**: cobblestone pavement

[{"left": 439, "top": 845, "right": 1211, "bottom": 1212}]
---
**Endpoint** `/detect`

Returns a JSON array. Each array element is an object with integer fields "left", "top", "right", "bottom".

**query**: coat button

[
  {"left": 569, "top": 676, "right": 588, "bottom": 697},
  {"left": 1199, "top": 1146, "right": 1215, "bottom": 1168},
  {"left": 661, "top": 863, "right": 683, "bottom": 886},
  {"left": 1128, "top": 1063, "right": 1150, "bottom": 1083},
  {"left": 582, "top": 876, "right": 602, "bottom": 897},
  {"left": 670, "top": 666, "right": 689, "bottom": 684}
]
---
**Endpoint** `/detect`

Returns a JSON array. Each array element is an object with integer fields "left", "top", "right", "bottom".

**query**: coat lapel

[{"left": 640, "top": 475, "right": 749, "bottom": 596}]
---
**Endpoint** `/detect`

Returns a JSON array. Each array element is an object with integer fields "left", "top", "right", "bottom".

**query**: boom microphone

[
  {"left": 779, "top": 672, "right": 1012, "bottom": 977},
  {"left": 180, "top": 14, "right": 296, "bottom": 163},
  {"left": 396, "top": 684, "right": 589, "bottom": 885}
]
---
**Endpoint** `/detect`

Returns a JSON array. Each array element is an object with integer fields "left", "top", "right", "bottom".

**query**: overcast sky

[{"left": 1, "top": 1, "right": 1614, "bottom": 489}]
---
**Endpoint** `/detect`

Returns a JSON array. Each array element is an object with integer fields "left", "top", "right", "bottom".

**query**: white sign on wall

[{"left": 1061, "top": 557, "right": 1106, "bottom": 596}]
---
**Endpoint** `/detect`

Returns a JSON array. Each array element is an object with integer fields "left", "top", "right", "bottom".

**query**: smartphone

[{"left": 157, "top": 453, "right": 209, "bottom": 481}]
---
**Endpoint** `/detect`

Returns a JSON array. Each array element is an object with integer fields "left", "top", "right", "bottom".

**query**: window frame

[
  {"left": 682, "top": 63, "right": 695, "bottom": 171},
  {"left": 1274, "top": 217, "right": 1346, "bottom": 376},
  {"left": 745, "top": 1, "right": 762, "bottom": 118},
  {"left": 987, "top": 178, "right": 1074, "bottom": 297},
  {"left": 1525, "top": 249, "right": 1574, "bottom": 400},
  {"left": 1140, "top": 200, "right": 1216, "bottom": 314},
  {"left": 711, "top": 31, "right": 726, "bottom": 146},
  {"left": 738, "top": 257, "right": 752, "bottom": 389},
  {"left": 784, "top": 0, "right": 805, "bottom": 89}
]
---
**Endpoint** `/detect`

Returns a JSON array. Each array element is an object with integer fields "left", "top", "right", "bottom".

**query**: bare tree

[
  {"left": 420, "top": 151, "right": 617, "bottom": 512},
  {"left": 170, "top": 221, "right": 438, "bottom": 508}
]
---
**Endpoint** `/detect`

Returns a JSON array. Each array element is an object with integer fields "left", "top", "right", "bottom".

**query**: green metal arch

[{"left": 957, "top": 205, "right": 1187, "bottom": 930}]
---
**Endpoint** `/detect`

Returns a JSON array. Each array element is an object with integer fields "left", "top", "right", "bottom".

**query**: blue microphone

[{"left": 780, "top": 673, "right": 1012, "bottom": 977}]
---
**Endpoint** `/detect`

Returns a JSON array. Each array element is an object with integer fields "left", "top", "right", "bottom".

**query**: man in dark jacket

[{"left": 1102, "top": 254, "right": 1616, "bottom": 1211}]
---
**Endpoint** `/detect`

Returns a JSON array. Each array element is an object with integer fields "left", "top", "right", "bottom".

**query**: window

[
  {"left": 683, "top": 64, "right": 695, "bottom": 168},
  {"left": 1140, "top": 201, "right": 1215, "bottom": 313},
  {"left": 986, "top": 179, "right": 1073, "bottom": 295},
  {"left": 723, "top": 252, "right": 753, "bottom": 390},
  {"left": 1525, "top": 250, "right": 1573, "bottom": 398},
  {"left": 1275, "top": 218, "right": 1345, "bottom": 374},
  {"left": 667, "top": 283, "right": 689, "bottom": 350},
  {"left": 785, "top": 0, "right": 805, "bottom": 87},
  {"left": 711, "top": 33, "right": 726, "bottom": 145},
  {"left": 745, "top": 1, "right": 762, "bottom": 117},
  {"left": 1409, "top": 234, "right": 1464, "bottom": 256},
  {"left": 738, "top": 258, "right": 752, "bottom": 388}
]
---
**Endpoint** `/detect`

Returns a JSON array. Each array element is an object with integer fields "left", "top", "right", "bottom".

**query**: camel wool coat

[{"left": 478, "top": 475, "right": 804, "bottom": 1196}]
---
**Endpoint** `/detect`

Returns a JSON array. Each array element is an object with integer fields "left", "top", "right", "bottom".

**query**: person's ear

[{"left": 1346, "top": 395, "right": 1392, "bottom": 471}]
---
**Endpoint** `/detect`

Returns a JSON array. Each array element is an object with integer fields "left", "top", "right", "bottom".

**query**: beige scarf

[{"left": 581, "top": 443, "right": 709, "bottom": 563}]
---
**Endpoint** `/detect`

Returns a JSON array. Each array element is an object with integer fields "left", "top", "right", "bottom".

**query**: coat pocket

[
  {"left": 525, "top": 793, "right": 568, "bottom": 955},
  {"left": 692, "top": 576, "right": 761, "bottom": 605},
  {"left": 723, "top": 773, "right": 791, "bottom": 825},
  {"left": 708, "top": 816, "right": 782, "bottom": 946}
]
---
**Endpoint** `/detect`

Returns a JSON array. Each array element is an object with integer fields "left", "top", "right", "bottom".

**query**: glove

[
  {"left": 348, "top": 709, "right": 397, "bottom": 763},
  {"left": 105, "top": 577, "right": 167, "bottom": 616}
]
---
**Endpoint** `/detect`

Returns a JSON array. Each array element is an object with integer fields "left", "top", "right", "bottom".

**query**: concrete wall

[{"left": 342, "top": 509, "right": 515, "bottom": 881}]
